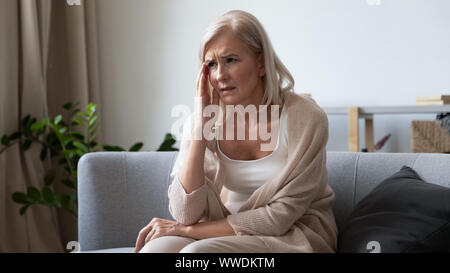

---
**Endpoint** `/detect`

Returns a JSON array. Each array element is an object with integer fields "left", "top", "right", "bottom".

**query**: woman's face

[{"left": 204, "top": 33, "right": 265, "bottom": 106}]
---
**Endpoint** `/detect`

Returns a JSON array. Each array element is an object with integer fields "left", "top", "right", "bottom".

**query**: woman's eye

[{"left": 206, "top": 58, "right": 236, "bottom": 69}]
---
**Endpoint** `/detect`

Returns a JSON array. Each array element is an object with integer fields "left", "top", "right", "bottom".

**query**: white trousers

[{"left": 138, "top": 235, "right": 271, "bottom": 253}]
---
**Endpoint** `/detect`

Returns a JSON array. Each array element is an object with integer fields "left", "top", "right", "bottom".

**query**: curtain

[{"left": 0, "top": 0, "right": 103, "bottom": 252}]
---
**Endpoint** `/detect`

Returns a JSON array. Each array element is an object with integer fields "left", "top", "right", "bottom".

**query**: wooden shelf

[
  {"left": 324, "top": 105, "right": 450, "bottom": 115},
  {"left": 322, "top": 105, "right": 450, "bottom": 152}
]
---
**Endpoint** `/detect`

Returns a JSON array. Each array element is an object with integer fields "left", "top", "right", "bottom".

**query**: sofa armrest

[{"left": 77, "top": 151, "right": 178, "bottom": 251}]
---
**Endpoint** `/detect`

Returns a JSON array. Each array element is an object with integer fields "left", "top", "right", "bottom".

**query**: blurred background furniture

[
  {"left": 411, "top": 120, "right": 450, "bottom": 153},
  {"left": 323, "top": 105, "right": 450, "bottom": 152}
]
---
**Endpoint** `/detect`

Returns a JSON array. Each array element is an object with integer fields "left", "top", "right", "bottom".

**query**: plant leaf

[
  {"left": 62, "top": 179, "right": 76, "bottom": 189},
  {"left": 12, "top": 192, "right": 30, "bottom": 204},
  {"left": 71, "top": 118, "right": 87, "bottom": 129},
  {"left": 88, "top": 132, "right": 99, "bottom": 143},
  {"left": 27, "top": 186, "right": 41, "bottom": 202},
  {"left": 1, "top": 134, "right": 9, "bottom": 146},
  {"left": 103, "top": 145, "right": 125, "bottom": 151},
  {"left": 23, "top": 123, "right": 31, "bottom": 138},
  {"left": 42, "top": 186, "right": 55, "bottom": 204},
  {"left": 88, "top": 115, "right": 98, "bottom": 127},
  {"left": 40, "top": 147, "right": 47, "bottom": 161},
  {"left": 63, "top": 136, "right": 75, "bottom": 147},
  {"left": 71, "top": 108, "right": 81, "bottom": 116},
  {"left": 42, "top": 117, "right": 50, "bottom": 126},
  {"left": 31, "top": 122, "right": 44, "bottom": 132},
  {"left": 88, "top": 121, "right": 99, "bottom": 134},
  {"left": 87, "top": 103, "right": 97, "bottom": 115},
  {"left": 19, "top": 204, "right": 30, "bottom": 216},
  {"left": 21, "top": 115, "right": 31, "bottom": 127},
  {"left": 67, "top": 102, "right": 80, "bottom": 113},
  {"left": 69, "top": 192, "right": 77, "bottom": 203},
  {"left": 22, "top": 139, "right": 32, "bottom": 151},
  {"left": 54, "top": 115, "right": 62, "bottom": 125},
  {"left": 54, "top": 195, "right": 62, "bottom": 208},
  {"left": 73, "top": 141, "right": 88, "bottom": 153},
  {"left": 76, "top": 112, "right": 89, "bottom": 118},
  {"left": 9, "top": 132, "right": 21, "bottom": 141},
  {"left": 92, "top": 144, "right": 102, "bottom": 152},
  {"left": 157, "top": 133, "right": 178, "bottom": 151},
  {"left": 64, "top": 150, "right": 75, "bottom": 159},
  {"left": 20, "top": 117, "right": 35, "bottom": 138},
  {"left": 70, "top": 132, "right": 85, "bottom": 141},
  {"left": 63, "top": 102, "right": 73, "bottom": 110},
  {"left": 44, "top": 169, "right": 56, "bottom": 186},
  {"left": 46, "top": 132, "right": 58, "bottom": 145},
  {"left": 129, "top": 142, "right": 143, "bottom": 152},
  {"left": 60, "top": 195, "right": 73, "bottom": 211}
]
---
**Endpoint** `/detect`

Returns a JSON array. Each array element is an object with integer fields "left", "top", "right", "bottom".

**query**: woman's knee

[
  {"left": 139, "top": 236, "right": 196, "bottom": 253},
  {"left": 179, "top": 240, "right": 213, "bottom": 253},
  {"left": 179, "top": 236, "right": 270, "bottom": 253},
  {"left": 179, "top": 238, "right": 231, "bottom": 253}
]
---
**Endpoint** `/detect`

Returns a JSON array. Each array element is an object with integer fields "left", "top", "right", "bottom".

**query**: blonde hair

[{"left": 198, "top": 10, "right": 295, "bottom": 106}]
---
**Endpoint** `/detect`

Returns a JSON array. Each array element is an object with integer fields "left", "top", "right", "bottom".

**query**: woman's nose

[{"left": 215, "top": 63, "right": 229, "bottom": 82}]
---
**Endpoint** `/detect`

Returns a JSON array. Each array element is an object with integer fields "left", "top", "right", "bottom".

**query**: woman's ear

[{"left": 257, "top": 53, "right": 265, "bottom": 77}]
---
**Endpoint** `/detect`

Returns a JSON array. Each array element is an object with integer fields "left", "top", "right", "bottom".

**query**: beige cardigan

[{"left": 168, "top": 92, "right": 338, "bottom": 253}]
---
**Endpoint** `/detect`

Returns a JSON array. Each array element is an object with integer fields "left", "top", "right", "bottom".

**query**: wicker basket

[{"left": 411, "top": 120, "right": 450, "bottom": 153}]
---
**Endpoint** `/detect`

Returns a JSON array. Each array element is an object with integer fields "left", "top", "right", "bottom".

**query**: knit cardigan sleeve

[
  {"left": 226, "top": 109, "right": 330, "bottom": 236},
  {"left": 167, "top": 114, "right": 208, "bottom": 225}
]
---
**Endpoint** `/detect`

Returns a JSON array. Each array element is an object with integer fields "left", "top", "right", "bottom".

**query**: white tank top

[{"left": 217, "top": 107, "right": 288, "bottom": 214}]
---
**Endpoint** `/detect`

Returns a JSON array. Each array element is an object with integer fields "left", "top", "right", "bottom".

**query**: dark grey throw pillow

[{"left": 338, "top": 166, "right": 450, "bottom": 253}]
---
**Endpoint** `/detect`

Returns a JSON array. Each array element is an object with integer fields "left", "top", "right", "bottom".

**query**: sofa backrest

[
  {"left": 78, "top": 151, "right": 178, "bottom": 250},
  {"left": 326, "top": 152, "right": 450, "bottom": 230},
  {"left": 77, "top": 151, "right": 450, "bottom": 250}
]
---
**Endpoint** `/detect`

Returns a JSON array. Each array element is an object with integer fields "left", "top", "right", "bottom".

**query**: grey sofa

[{"left": 77, "top": 151, "right": 450, "bottom": 253}]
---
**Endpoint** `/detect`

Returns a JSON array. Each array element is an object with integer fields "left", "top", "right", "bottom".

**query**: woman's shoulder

[
  {"left": 284, "top": 92, "right": 328, "bottom": 124},
  {"left": 283, "top": 92, "right": 329, "bottom": 144}
]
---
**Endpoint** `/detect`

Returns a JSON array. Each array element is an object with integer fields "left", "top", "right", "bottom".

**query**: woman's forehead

[
  {"left": 205, "top": 50, "right": 240, "bottom": 62},
  {"left": 205, "top": 36, "right": 250, "bottom": 60}
]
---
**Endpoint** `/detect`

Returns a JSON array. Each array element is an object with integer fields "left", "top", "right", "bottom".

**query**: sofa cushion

[
  {"left": 338, "top": 166, "right": 450, "bottom": 253},
  {"left": 79, "top": 247, "right": 135, "bottom": 253}
]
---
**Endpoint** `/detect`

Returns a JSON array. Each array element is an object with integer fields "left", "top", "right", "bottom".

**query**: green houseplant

[{"left": 0, "top": 102, "right": 178, "bottom": 217}]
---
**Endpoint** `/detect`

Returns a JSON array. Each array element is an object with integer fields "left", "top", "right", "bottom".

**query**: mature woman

[{"left": 135, "top": 10, "right": 338, "bottom": 253}]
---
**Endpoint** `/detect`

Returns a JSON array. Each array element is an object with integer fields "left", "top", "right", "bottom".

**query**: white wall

[{"left": 95, "top": 0, "right": 450, "bottom": 152}]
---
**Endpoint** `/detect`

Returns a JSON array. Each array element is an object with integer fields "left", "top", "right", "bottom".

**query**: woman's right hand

[
  {"left": 196, "top": 63, "right": 219, "bottom": 108},
  {"left": 194, "top": 63, "right": 220, "bottom": 132}
]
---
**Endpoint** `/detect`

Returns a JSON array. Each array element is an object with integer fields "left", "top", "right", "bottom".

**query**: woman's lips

[{"left": 219, "top": 87, "right": 236, "bottom": 95}]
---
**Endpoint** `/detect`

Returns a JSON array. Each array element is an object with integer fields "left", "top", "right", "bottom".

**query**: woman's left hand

[{"left": 135, "top": 217, "right": 187, "bottom": 253}]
